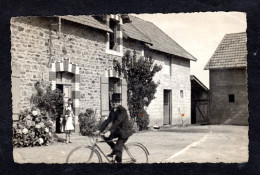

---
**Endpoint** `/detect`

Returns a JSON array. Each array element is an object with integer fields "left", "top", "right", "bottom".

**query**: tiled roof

[
  {"left": 204, "top": 32, "right": 247, "bottom": 70},
  {"left": 60, "top": 15, "right": 196, "bottom": 61},
  {"left": 60, "top": 15, "right": 113, "bottom": 33},
  {"left": 122, "top": 21, "right": 152, "bottom": 44},
  {"left": 123, "top": 16, "right": 197, "bottom": 61}
]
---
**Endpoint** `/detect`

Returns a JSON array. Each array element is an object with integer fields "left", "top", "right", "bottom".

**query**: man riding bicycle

[{"left": 98, "top": 93, "right": 133, "bottom": 163}]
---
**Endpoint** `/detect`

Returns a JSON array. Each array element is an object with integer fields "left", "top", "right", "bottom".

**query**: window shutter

[
  {"left": 121, "top": 78, "right": 128, "bottom": 111},
  {"left": 11, "top": 65, "right": 21, "bottom": 121},
  {"left": 101, "top": 76, "right": 109, "bottom": 116}
]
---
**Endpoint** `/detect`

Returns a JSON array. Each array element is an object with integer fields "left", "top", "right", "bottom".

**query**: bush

[
  {"left": 130, "top": 118, "right": 139, "bottom": 133},
  {"left": 12, "top": 108, "right": 54, "bottom": 148},
  {"left": 136, "top": 109, "right": 150, "bottom": 131},
  {"left": 78, "top": 108, "right": 102, "bottom": 136},
  {"left": 30, "top": 80, "right": 64, "bottom": 121}
]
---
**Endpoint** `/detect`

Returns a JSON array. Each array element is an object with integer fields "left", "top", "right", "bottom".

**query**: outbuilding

[{"left": 204, "top": 32, "right": 248, "bottom": 125}]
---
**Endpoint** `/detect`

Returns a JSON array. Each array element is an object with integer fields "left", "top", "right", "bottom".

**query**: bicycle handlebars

[{"left": 88, "top": 132, "right": 117, "bottom": 145}]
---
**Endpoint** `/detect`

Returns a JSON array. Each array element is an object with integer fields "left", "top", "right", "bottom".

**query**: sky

[{"left": 132, "top": 12, "right": 247, "bottom": 88}]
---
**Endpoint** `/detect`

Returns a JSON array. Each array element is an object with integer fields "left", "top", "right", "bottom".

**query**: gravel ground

[{"left": 13, "top": 125, "right": 248, "bottom": 164}]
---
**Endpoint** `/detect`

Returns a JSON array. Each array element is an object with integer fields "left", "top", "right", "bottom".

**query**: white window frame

[{"left": 105, "top": 17, "right": 123, "bottom": 57}]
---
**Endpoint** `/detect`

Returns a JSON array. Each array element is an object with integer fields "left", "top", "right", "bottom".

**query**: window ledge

[{"left": 106, "top": 49, "right": 123, "bottom": 57}]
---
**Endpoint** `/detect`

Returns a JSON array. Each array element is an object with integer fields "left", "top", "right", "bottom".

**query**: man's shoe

[
  {"left": 107, "top": 152, "right": 115, "bottom": 158},
  {"left": 115, "top": 156, "right": 122, "bottom": 163}
]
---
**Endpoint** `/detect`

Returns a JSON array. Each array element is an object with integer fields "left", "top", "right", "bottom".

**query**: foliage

[
  {"left": 13, "top": 108, "right": 54, "bottom": 148},
  {"left": 136, "top": 109, "right": 150, "bottom": 131},
  {"left": 30, "top": 80, "right": 64, "bottom": 121},
  {"left": 129, "top": 118, "right": 139, "bottom": 133},
  {"left": 114, "top": 50, "right": 162, "bottom": 130},
  {"left": 78, "top": 108, "right": 103, "bottom": 136}
]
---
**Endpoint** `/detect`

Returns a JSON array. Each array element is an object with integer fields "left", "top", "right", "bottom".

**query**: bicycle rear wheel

[
  {"left": 122, "top": 143, "right": 149, "bottom": 163},
  {"left": 66, "top": 146, "right": 102, "bottom": 163}
]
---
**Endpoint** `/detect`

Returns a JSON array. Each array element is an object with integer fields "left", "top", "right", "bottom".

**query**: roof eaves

[
  {"left": 59, "top": 15, "right": 113, "bottom": 33},
  {"left": 147, "top": 44, "right": 197, "bottom": 61},
  {"left": 191, "top": 75, "right": 209, "bottom": 91},
  {"left": 205, "top": 65, "right": 247, "bottom": 70}
]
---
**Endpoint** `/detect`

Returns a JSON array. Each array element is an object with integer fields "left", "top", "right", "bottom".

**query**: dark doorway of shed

[
  {"left": 191, "top": 102, "right": 196, "bottom": 124},
  {"left": 163, "top": 90, "right": 172, "bottom": 125}
]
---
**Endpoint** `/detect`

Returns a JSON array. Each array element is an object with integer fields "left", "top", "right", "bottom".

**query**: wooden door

[
  {"left": 163, "top": 90, "right": 171, "bottom": 125},
  {"left": 63, "top": 85, "right": 72, "bottom": 108}
]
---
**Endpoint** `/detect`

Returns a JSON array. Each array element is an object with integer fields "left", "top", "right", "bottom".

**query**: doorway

[
  {"left": 56, "top": 84, "right": 72, "bottom": 133},
  {"left": 56, "top": 72, "right": 74, "bottom": 133},
  {"left": 163, "top": 90, "right": 172, "bottom": 125}
]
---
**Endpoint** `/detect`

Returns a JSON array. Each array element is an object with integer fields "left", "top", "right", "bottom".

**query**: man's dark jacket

[{"left": 99, "top": 105, "right": 133, "bottom": 139}]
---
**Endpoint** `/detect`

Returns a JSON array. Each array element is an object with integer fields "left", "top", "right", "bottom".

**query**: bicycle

[{"left": 66, "top": 133, "right": 149, "bottom": 163}]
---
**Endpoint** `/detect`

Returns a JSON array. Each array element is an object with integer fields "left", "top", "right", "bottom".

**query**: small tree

[{"left": 114, "top": 50, "right": 162, "bottom": 130}]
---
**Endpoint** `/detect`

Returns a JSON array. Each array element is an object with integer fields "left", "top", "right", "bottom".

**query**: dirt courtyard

[{"left": 13, "top": 125, "right": 248, "bottom": 164}]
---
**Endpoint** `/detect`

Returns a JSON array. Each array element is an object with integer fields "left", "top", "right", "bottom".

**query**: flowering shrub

[
  {"left": 13, "top": 108, "right": 54, "bottom": 148},
  {"left": 78, "top": 108, "right": 102, "bottom": 136},
  {"left": 30, "top": 80, "right": 64, "bottom": 121}
]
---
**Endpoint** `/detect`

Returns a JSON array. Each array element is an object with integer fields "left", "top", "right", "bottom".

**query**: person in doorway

[
  {"left": 64, "top": 108, "right": 74, "bottom": 143},
  {"left": 61, "top": 98, "right": 74, "bottom": 133},
  {"left": 98, "top": 93, "right": 133, "bottom": 163},
  {"left": 60, "top": 110, "right": 66, "bottom": 133}
]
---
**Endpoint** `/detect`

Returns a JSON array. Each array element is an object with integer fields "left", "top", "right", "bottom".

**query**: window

[
  {"left": 106, "top": 17, "right": 123, "bottom": 56},
  {"left": 109, "top": 77, "right": 121, "bottom": 110},
  {"left": 229, "top": 94, "right": 235, "bottom": 102},
  {"left": 109, "top": 19, "right": 118, "bottom": 51},
  {"left": 180, "top": 90, "right": 183, "bottom": 98}
]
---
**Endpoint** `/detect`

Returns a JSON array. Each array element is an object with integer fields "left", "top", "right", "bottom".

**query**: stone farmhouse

[
  {"left": 11, "top": 15, "right": 197, "bottom": 131},
  {"left": 204, "top": 32, "right": 248, "bottom": 125}
]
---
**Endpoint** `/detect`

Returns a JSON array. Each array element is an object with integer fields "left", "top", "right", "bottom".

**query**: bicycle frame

[
  {"left": 88, "top": 135, "right": 136, "bottom": 163},
  {"left": 91, "top": 140, "right": 114, "bottom": 163},
  {"left": 123, "top": 145, "right": 137, "bottom": 163}
]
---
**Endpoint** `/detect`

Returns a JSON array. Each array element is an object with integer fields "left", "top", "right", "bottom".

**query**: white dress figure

[
  {"left": 64, "top": 98, "right": 74, "bottom": 143},
  {"left": 65, "top": 109, "right": 74, "bottom": 131}
]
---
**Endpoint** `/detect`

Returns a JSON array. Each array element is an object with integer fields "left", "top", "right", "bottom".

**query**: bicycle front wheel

[
  {"left": 66, "top": 146, "right": 102, "bottom": 163},
  {"left": 122, "top": 143, "right": 149, "bottom": 163}
]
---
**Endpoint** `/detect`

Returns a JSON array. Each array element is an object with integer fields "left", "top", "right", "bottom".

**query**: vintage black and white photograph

[{"left": 11, "top": 12, "right": 248, "bottom": 164}]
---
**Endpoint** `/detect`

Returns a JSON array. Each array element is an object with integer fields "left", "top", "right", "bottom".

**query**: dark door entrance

[{"left": 163, "top": 90, "right": 172, "bottom": 125}]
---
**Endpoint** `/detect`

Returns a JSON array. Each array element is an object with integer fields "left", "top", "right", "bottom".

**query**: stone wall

[
  {"left": 123, "top": 38, "right": 144, "bottom": 56},
  {"left": 11, "top": 17, "right": 53, "bottom": 110},
  {"left": 144, "top": 50, "right": 191, "bottom": 126},
  {"left": 209, "top": 68, "right": 248, "bottom": 125},
  {"left": 11, "top": 17, "right": 120, "bottom": 118},
  {"left": 11, "top": 16, "right": 192, "bottom": 127},
  {"left": 122, "top": 42, "right": 191, "bottom": 126}
]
